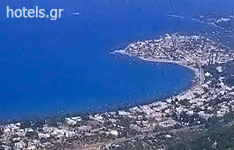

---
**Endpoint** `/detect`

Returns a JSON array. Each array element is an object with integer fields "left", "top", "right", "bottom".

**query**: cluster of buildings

[{"left": 1, "top": 34, "right": 234, "bottom": 150}]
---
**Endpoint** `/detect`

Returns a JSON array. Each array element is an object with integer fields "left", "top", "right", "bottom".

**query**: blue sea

[{"left": 0, "top": 0, "right": 233, "bottom": 119}]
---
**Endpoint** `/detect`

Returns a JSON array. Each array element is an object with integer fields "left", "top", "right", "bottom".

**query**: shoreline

[
  {"left": 112, "top": 48, "right": 203, "bottom": 94},
  {"left": 0, "top": 49, "right": 196, "bottom": 124},
  {"left": 140, "top": 57, "right": 203, "bottom": 97}
]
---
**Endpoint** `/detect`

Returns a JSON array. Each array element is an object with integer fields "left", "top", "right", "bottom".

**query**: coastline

[
  {"left": 112, "top": 48, "right": 204, "bottom": 95},
  {"left": 1, "top": 34, "right": 234, "bottom": 150},
  {"left": 139, "top": 57, "right": 204, "bottom": 99}
]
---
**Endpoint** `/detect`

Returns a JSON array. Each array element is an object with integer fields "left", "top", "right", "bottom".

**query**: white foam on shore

[{"left": 110, "top": 49, "right": 126, "bottom": 55}]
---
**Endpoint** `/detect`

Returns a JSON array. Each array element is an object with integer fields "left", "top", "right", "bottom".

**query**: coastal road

[{"left": 68, "top": 125, "right": 204, "bottom": 150}]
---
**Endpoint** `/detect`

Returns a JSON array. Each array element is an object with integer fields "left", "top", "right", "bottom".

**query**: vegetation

[{"left": 169, "top": 113, "right": 234, "bottom": 150}]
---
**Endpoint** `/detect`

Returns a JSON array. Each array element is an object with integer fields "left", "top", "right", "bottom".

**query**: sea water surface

[{"left": 0, "top": 0, "right": 233, "bottom": 119}]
